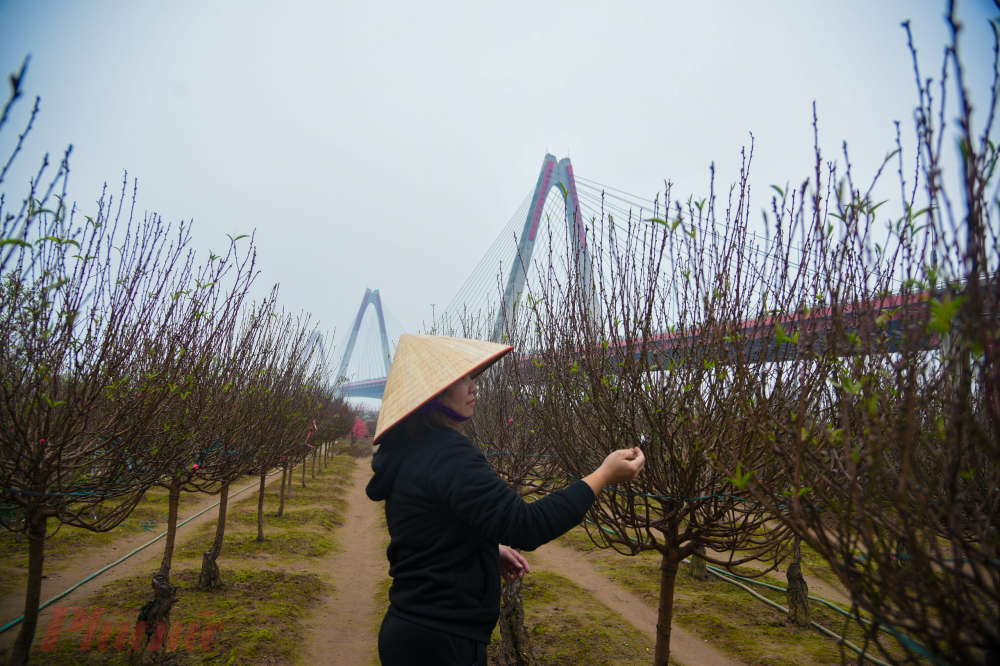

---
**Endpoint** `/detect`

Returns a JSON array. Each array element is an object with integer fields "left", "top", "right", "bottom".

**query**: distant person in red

[{"left": 367, "top": 334, "right": 645, "bottom": 666}]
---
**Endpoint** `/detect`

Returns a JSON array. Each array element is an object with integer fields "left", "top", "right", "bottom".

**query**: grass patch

[
  {"left": 0, "top": 566, "right": 324, "bottom": 665},
  {"left": 176, "top": 528, "right": 337, "bottom": 563},
  {"left": 229, "top": 503, "right": 348, "bottom": 529},
  {"left": 488, "top": 571, "right": 658, "bottom": 666},
  {"left": 555, "top": 524, "right": 905, "bottom": 666}
]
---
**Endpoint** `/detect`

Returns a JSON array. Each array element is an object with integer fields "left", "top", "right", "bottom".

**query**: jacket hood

[{"left": 366, "top": 438, "right": 409, "bottom": 501}]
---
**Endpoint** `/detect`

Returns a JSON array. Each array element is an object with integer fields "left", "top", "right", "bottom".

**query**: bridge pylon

[
  {"left": 492, "top": 154, "right": 600, "bottom": 341},
  {"left": 337, "top": 288, "right": 392, "bottom": 381},
  {"left": 304, "top": 330, "right": 329, "bottom": 375}
]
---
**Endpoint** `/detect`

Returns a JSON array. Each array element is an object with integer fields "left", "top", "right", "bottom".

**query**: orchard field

[{"left": 0, "top": 438, "right": 911, "bottom": 666}]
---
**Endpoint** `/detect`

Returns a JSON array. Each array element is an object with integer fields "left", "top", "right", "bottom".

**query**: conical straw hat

[{"left": 373, "top": 334, "right": 513, "bottom": 443}]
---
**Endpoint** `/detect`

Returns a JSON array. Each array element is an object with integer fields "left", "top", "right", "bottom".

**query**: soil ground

[{"left": 302, "top": 459, "right": 388, "bottom": 665}]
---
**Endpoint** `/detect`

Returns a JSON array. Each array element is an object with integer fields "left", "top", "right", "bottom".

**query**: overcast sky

[{"left": 0, "top": 0, "right": 996, "bottom": 384}]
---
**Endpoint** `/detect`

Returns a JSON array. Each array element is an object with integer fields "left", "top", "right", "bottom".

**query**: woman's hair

[{"left": 384, "top": 409, "right": 450, "bottom": 444}]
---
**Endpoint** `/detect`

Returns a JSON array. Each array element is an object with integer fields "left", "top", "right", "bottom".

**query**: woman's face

[{"left": 438, "top": 374, "right": 477, "bottom": 420}]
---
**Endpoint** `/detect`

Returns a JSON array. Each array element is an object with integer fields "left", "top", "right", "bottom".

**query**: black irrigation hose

[
  {"left": 0, "top": 469, "right": 283, "bottom": 635},
  {"left": 702, "top": 565, "right": 894, "bottom": 666},
  {"left": 697, "top": 563, "right": 941, "bottom": 663}
]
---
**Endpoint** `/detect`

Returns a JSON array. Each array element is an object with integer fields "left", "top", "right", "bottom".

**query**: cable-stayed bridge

[
  {"left": 337, "top": 152, "right": 768, "bottom": 399},
  {"left": 335, "top": 288, "right": 407, "bottom": 399},
  {"left": 336, "top": 152, "right": 951, "bottom": 400},
  {"left": 336, "top": 153, "right": 653, "bottom": 399}
]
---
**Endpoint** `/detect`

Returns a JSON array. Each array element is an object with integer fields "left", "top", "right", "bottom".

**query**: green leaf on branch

[
  {"left": 35, "top": 236, "right": 80, "bottom": 248},
  {"left": 41, "top": 394, "right": 66, "bottom": 408},
  {"left": 775, "top": 322, "right": 799, "bottom": 346},
  {"left": 835, "top": 373, "right": 864, "bottom": 395},
  {"left": 729, "top": 461, "right": 753, "bottom": 490},
  {"left": 928, "top": 294, "right": 964, "bottom": 334}
]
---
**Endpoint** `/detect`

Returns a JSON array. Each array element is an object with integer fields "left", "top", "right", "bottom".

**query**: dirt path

[
  {"left": 303, "top": 459, "right": 386, "bottom": 666},
  {"left": 530, "top": 541, "right": 743, "bottom": 666},
  {"left": 0, "top": 472, "right": 282, "bottom": 651}
]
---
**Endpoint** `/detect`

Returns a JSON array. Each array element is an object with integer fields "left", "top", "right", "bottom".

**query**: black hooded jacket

[{"left": 366, "top": 427, "right": 595, "bottom": 643}]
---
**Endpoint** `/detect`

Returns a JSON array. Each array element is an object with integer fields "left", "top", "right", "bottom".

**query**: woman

[{"left": 367, "top": 334, "right": 645, "bottom": 666}]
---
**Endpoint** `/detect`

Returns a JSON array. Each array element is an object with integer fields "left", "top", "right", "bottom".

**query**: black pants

[{"left": 378, "top": 611, "right": 486, "bottom": 666}]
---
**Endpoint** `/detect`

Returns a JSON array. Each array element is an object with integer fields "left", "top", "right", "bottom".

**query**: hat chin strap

[{"left": 417, "top": 398, "right": 471, "bottom": 422}]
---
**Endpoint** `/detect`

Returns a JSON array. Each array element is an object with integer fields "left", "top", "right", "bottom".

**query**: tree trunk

[
  {"left": 894, "top": 533, "right": 922, "bottom": 592},
  {"left": 9, "top": 512, "right": 47, "bottom": 666},
  {"left": 301, "top": 454, "right": 307, "bottom": 488},
  {"left": 198, "top": 483, "right": 229, "bottom": 590},
  {"left": 654, "top": 552, "right": 679, "bottom": 666},
  {"left": 157, "top": 482, "right": 182, "bottom": 578},
  {"left": 130, "top": 482, "right": 183, "bottom": 665},
  {"left": 786, "top": 541, "right": 810, "bottom": 627},
  {"left": 256, "top": 472, "right": 266, "bottom": 542},
  {"left": 277, "top": 463, "right": 287, "bottom": 517},
  {"left": 311, "top": 449, "right": 316, "bottom": 480},
  {"left": 496, "top": 578, "right": 536, "bottom": 666},
  {"left": 130, "top": 573, "right": 177, "bottom": 665},
  {"left": 691, "top": 544, "right": 708, "bottom": 581}
]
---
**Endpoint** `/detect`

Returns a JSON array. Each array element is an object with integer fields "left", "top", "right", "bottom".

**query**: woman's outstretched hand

[
  {"left": 582, "top": 447, "right": 646, "bottom": 497},
  {"left": 499, "top": 545, "right": 530, "bottom": 582}
]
